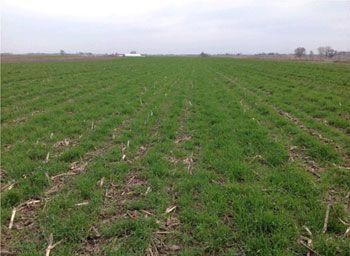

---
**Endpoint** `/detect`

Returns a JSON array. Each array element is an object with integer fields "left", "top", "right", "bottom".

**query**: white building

[{"left": 124, "top": 53, "right": 143, "bottom": 57}]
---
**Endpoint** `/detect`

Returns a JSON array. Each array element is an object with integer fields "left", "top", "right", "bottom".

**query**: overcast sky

[{"left": 1, "top": 0, "right": 349, "bottom": 54}]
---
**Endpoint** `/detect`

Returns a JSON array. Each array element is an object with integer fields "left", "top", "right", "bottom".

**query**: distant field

[
  {"left": 1, "top": 54, "right": 121, "bottom": 63},
  {"left": 1, "top": 57, "right": 349, "bottom": 255}
]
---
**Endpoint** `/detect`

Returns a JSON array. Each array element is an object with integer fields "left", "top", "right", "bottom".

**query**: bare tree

[
  {"left": 294, "top": 47, "right": 306, "bottom": 57},
  {"left": 309, "top": 50, "right": 314, "bottom": 56},
  {"left": 200, "top": 52, "right": 209, "bottom": 57},
  {"left": 318, "top": 46, "right": 336, "bottom": 57},
  {"left": 59, "top": 49, "right": 66, "bottom": 55},
  {"left": 325, "top": 47, "right": 336, "bottom": 58}
]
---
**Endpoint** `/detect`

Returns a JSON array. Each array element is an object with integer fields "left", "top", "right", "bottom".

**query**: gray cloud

[{"left": 1, "top": 0, "right": 349, "bottom": 54}]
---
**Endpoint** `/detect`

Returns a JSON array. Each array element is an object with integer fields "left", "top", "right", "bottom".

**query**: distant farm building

[{"left": 124, "top": 51, "right": 143, "bottom": 57}]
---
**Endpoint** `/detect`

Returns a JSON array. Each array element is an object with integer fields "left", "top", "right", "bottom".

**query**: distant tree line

[
  {"left": 58, "top": 50, "right": 95, "bottom": 56},
  {"left": 294, "top": 46, "right": 336, "bottom": 58}
]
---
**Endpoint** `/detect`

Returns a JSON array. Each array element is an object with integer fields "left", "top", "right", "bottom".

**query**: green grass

[{"left": 1, "top": 57, "right": 349, "bottom": 255}]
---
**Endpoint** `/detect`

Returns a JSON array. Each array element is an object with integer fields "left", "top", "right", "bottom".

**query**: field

[{"left": 1, "top": 57, "right": 349, "bottom": 255}]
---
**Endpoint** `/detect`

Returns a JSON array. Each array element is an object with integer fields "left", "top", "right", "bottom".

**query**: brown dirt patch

[
  {"left": 289, "top": 146, "right": 322, "bottom": 178},
  {"left": 175, "top": 135, "right": 191, "bottom": 144},
  {"left": 54, "top": 138, "right": 71, "bottom": 148},
  {"left": 147, "top": 212, "right": 181, "bottom": 256},
  {"left": 0, "top": 199, "right": 43, "bottom": 252}
]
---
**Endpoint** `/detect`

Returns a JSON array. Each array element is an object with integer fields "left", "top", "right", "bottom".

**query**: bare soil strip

[
  {"left": 147, "top": 93, "right": 195, "bottom": 255},
  {"left": 147, "top": 187, "right": 181, "bottom": 256}
]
